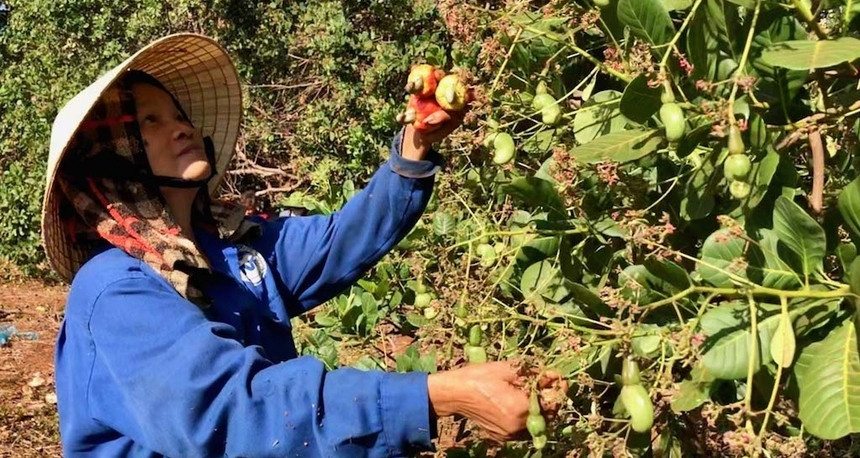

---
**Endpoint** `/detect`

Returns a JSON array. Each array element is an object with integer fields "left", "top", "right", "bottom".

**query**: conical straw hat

[{"left": 41, "top": 33, "right": 243, "bottom": 281}]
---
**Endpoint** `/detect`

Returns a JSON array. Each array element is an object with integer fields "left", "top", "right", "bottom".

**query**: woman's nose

[{"left": 171, "top": 119, "right": 194, "bottom": 140}]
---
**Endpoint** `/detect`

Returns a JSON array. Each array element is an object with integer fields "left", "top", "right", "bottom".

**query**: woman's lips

[{"left": 178, "top": 145, "right": 202, "bottom": 156}]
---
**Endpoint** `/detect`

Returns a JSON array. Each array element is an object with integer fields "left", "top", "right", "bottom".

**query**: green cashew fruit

[
  {"left": 464, "top": 344, "right": 487, "bottom": 363},
  {"left": 724, "top": 154, "right": 751, "bottom": 181},
  {"left": 729, "top": 180, "right": 751, "bottom": 200},
  {"left": 492, "top": 132, "right": 515, "bottom": 165},
  {"left": 468, "top": 324, "right": 483, "bottom": 346},
  {"left": 660, "top": 102, "right": 686, "bottom": 142},
  {"left": 620, "top": 384, "right": 654, "bottom": 433}
]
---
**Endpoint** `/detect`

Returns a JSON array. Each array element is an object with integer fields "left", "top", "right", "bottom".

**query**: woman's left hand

[{"left": 401, "top": 109, "right": 464, "bottom": 161}]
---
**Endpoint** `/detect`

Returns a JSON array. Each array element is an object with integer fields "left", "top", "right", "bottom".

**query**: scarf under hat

[{"left": 57, "top": 74, "right": 257, "bottom": 307}]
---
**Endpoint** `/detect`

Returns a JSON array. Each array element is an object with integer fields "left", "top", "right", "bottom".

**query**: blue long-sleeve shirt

[{"left": 55, "top": 131, "right": 443, "bottom": 457}]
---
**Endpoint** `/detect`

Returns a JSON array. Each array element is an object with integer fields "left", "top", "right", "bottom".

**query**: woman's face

[{"left": 131, "top": 83, "right": 210, "bottom": 181}]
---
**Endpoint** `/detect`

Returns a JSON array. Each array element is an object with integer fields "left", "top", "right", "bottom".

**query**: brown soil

[{"left": 0, "top": 279, "right": 67, "bottom": 458}]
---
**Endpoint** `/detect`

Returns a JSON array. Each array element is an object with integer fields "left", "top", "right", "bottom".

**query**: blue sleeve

[
  {"left": 255, "top": 129, "right": 444, "bottom": 315},
  {"left": 85, "top": 272, "right": 433, "bottom": 457}
]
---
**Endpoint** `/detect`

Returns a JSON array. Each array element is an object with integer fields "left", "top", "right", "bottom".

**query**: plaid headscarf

[{"left": 57, "top": 74, "right": 257, "bottom": 307}]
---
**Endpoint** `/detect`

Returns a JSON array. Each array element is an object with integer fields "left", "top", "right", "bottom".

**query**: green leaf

[
  {"left": 747, "top": 229, "right": 802, "bottom": 289},
  {"left": 516, "top": 236, "right": 560, "bottom": 264},
  {"left": 644, "top": 258, "right": 691, "bottom": 291},
  {"left": 772, "top": 196, "right": 826, "bottom": 278},
  {"left": 522, "top": 129, "right": 556, "bottom": 155},
  {"left": 838, "top": 176, "right": 860, "bottom": 240},
  {"left": 568, "top": 283, "right": 614, "bottom": 318},
  {"left": 617, "top": 0, "right": 674, "bottom": 46},
  {"left": 572, "top": 90, "right": 626, "bottom": 144},
  {"left": 619, "top": 75, "right": 662, "bottom": 124},
  {"left": 500, "top": 177, "right": 566, "bottom": 220},
  {"left": 432, "top": 212, "right": 456, "bottom": 236},
  {"left": 314, "top": 312, "right": 339, "bottom": 327},
  {"left": 686, "top": 10, "right": 720, "bottom": 80},
  {"left": 795, "top": 316, "right": 860, "bottom": 440},
  {"left": 521, "top": 260, "right": 562, "bottom": 307},
  {"left": 705, "top": 0, "right": 745, "bottom": 62},
  {"left": 837, "top": 243, "right": 857, "bottom": 273},
  {"left": 618, "top": 264, "right": 671, "bottom": 304},
  {"left": 700, "top": 301, "right": 778, "bottom": 380},
  {"left": 670, "top": 379, "right": 710, "bottom": 413},
  {"left": 749, "top": 147, "right": 780, "bottom": 206},
  {"left": 676, "top": 124, "right": 713, "bottom": 159},
  {"left": 760, "top": 38, "right": 860, "bottom": 70},
  {"left": 848, "top": 258, "right": 860, "bottom": 296},
  {"left": 405, "top": 312, "right": 429, "bottom": 329},
  {"left": 663, "top": 0, "right": 692, "bottom": 10},
  {"left": 632, "top": 324, "right": 662, "bottom": 358},
  {"left": 568, "top": 129, "right": 663, "bottom": 164},
  {"left": 769, "top": 310, "right": 796, "bottom": 368},
  {"left": 702, "top": 299, "right": 837, "bottom": 380},
  {"left": 698, "top": 229, "right": 748, "bottom": 288},
  {"left": 680, "top": 149, "right": 717, "bottom": 220}
]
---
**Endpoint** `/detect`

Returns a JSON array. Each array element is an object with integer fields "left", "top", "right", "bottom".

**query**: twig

[
  {"left": 255, "top": 182, "right": 308, "bottom": 197},
  {"left": 744, "top": 294, "right": 758, "bottom": 414},
  {"left": 808, "top": 129, "right": 825, "bottom": 214},
  {"left": 226, "top": 167, "right": 292, "bottom": 178},
  {"left": 727, "top": 1, "right": 761, "bottom": 126}
]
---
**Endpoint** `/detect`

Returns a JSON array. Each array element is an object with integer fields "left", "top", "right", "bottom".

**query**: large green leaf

[
  {"left": 701, "top": 301, "right": 779, "bottom": 380},
  {"left": 745, "top": 147, "right": 780, "bottom": 209},
  {"left": 772, "top": 196, "right": 826, "bottom": 279},
  {"left": 838, "top": 176, "right": 860, "bottom": 240},
  {"left": 749, "top": 12, "right": 807, "bottom": 128},
  {"left": 760, "top": 38, "right": 860, "bottom": 70},
  {"left": 698, "top": 229, "right": 748, "bottom": 288},
  {"left": 644, "top": 257, "right": 691, "bottom": 292},
  {"left": 747, "top": 229, "right": 801, "bottom": 289},
  {"left": 568, "top": 129, "right": 663, "bottom": 164},
  {"left": 686, "top": 9, "right": 720, "bottom": 80},
  {"left": 619, "top": 75, "right": 662, "bottom": 124},
  {"left": 795, "top": 316, "right": 860, "bottom": 440},
  {"left": 516, "top": 235, "right": 560, "bottom": 264},
  {"left": 617, "top": 0, "right": 674, "bottom": 46},
  {"left": 572, "top": 90, "right": 626, "bottom": 144},
  {"left": 521, "top": 260, "right": 564, "bottom": 307},
  {"left": 701, "top": 299, "right": 837, "bottom": 380},
  {"left": 704, "top": 0, "right": 745, "bottom": 62}
]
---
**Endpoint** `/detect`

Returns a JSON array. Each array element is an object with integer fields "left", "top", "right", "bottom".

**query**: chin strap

[{"left": 149, "top": 136, "right": 217, "bottom": 189}]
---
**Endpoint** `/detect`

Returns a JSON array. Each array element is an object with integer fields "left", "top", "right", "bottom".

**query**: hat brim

[{"left": 41, "top": 33, "right": 243, "bottom": 282}]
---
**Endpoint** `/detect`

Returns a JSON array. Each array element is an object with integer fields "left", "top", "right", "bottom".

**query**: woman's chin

[{"left": 182, "top": 161, "right": 212, "bottom": 181}]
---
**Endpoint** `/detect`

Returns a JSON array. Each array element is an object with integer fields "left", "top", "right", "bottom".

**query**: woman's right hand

[{"left": 427, "top": 361, "right": 531, "bottom": 442}]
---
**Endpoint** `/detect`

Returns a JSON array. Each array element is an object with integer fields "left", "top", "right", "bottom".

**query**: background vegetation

[{"left": 5, "top": 0, "right": 860, "bottom": 456}]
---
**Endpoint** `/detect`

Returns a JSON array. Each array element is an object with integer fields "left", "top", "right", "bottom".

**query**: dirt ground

[{"left": 0, "top": 279, "right": 66, "bottom": 458}]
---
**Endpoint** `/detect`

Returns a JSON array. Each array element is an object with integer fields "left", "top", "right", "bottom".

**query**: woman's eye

[{"left": 141, "top": 115, "right": 155, "bottom": 124}]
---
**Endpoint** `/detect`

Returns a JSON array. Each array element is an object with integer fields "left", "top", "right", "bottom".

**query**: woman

[{"left": 42, "top": 34, "right": 537, "bottom": 457}]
